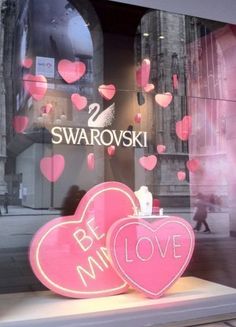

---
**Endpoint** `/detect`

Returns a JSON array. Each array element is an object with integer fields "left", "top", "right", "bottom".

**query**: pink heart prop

[
  {"left": 176, "top": 115, "right": 192, "bottom": 141},
  {"left": 21, "top": 57, "right": 33, "bottom": 69},
  {"left": 98, "top": 84, "right": 116, "bottom": 100},
  {"left": 144, "top": 83, "right": 155, "bottom": 93},
  {"left": 40, "top": 154, "right": 65, "bottom": 182},
  {"left": 87, "top": 153, "right": 95, "bottom": 170},
  {"left": 23, "top": 74, "right": 47, "bottom": 101},
  {"left": 107, "top": 145, "right": 116, "bottom": 156},
  {"left": 58, "top": 59, "right": 86, "bottom": 84},
  {"left": 136, "top": 59, "right": 151, "bottom": 88},
  {"left": 107, "top": 217, "right": 195, "bottom": 299},
  {"left": 29, "top": 182, "right": 139, "bottom": 298},
  {"left": 13, "top": 116, "right": 29, "bottom": 133},
  {"left": 155, "top": 92, "right": 173, "bottom": 108},
  {"left": 156, "top": 144, "right": 166, "bottom": 154},
  {"left": 134, "top": 113, "right": 141, "bottom": 124},
  {"left": 177, "top": 171, "right": 186, "bottom": 181},
  {"left": 41, "top": 103, "right": 53, "bottom": 115},
  {"left": 139, "top": 155, "right": 157, "bottom": 171},
  {"left": 172, "top": 74, "right": 179, "bottom": 90},
  {"left": 71, "top": 93, "right": 87, "bottom": 111},
  {"left": 186, "top": 159, "right": 201, "bottom": 173}
]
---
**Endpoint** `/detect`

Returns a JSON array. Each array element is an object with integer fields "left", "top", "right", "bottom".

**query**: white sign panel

[{"left": 36, "top": 56, "right": 55, "bottom": 78}]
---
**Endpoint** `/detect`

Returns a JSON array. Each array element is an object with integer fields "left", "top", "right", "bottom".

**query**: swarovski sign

[{"left": 51, "top": 126, "right": 148, "bottom": 147}]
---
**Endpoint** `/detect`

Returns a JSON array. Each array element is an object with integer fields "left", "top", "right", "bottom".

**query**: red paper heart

[
  {"left": 58, "top": 59, "right": 86, "bottom": 84},
  {"left": 21, "top": 57, "right": 33, "bottom": 69},
  {"left": 98, "top": 84, "right": 116, "bottom": 100},
  {"left": 134, "top": 113, "right": 141, "bottom": 124},
  {"left": 139, "top": 155, "right": 157, "bottom": 171},
  {"left": 87, "top": 153, "right": 95, "bottom": 170},
  {"left": 23, "top": 74, "right": 47, "bottom": 101},
  {"left": 177, "top": 171, "right": 186, "bottom": 181},
  {"left": 144, "top": 83, "right": 155, "bottom": 93},
  {"left": 13, "top": 116, "right": 29, "bottom": 133},
  {"left": 136, "top": 59, "right": 151, "bottom": 88},
  {"left": 107, "top": 217, "right": 195, "bottom": 299},
  {"left": 176, "top": 115, "right": 192, "bottom": 141},
  {"left": 71, "top": 94, "right": 87, "bottom": 111},
  {"left": 155, "top": 92, "right": 173, "bottom": 108},
  {"left": 40, "top": 154, "right": 65, "bottom": 182},
  {"left": 156, "top": 144, "right": 166, "bottom": 154},
  {"left": 29, "top": 182, "right": 139, "bottom": 298},
  {"left": 107, "top": 146, "right": 116, "bottom": 156},
  {"left": 186, "top": 159, "right": 200, "bottom": 173}
]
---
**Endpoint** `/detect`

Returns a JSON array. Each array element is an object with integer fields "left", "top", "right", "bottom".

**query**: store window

[{"left": 1, "top": 0, "right": 236, "bottom": 323}]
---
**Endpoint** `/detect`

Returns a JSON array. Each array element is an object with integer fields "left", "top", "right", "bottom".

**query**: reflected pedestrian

[
  {"left": 3, "top": 193, "right": 9, "bottom": 214},
  {"left": 61, "top": 185, "right": 86, "bottom": 216},
  {"left": 193, "top": 193, "right": 211, "bottom": 233}
]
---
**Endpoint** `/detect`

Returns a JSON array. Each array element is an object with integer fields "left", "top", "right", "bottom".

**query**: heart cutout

[
  {"left": 71, "top": 93, "right": 87, "bottom": 111},
  {"left": 87, "top": 153, "right": 95, "bottom": 170},
  {"left": 21, "top": 57, "right": 33, "bottom": 69},
  {"left": 144, "top": 83, "right": 155, "bottom": 93},
  {"left": 177, "top": 171, "right": 186, "bottom": 181},
  {"left": 134, "top": 113, "right": 141, "bottom": 124},
  {"left": 176, "top": 115, "right": 192, "bottom": 141},
  {"left": 186, "top": 159, "right": 200, "bottom": 173},
  {"left": 107, "top": 217, "right": 195, "bottom": 299},
  {"left": 41, "top": 103, "right": 53, "bottom": 115},
  {"left": 29, "top": 182, "right": 139, "bottom": 298},
  {"left": 40, "top": 154, "right": 65, "bottom": 182},
  {"left": 23, "top": 74, "right": 47, "bottom": 101},
  {"left": 107, "top": 146, "right": 116, "bottom": 157},
  {"left": 13, "top": 116, "right": 29, "bottom": 133},
  {"left": 98, "top": 84, "right": 116, "bottom": 100},
  {"left": 155, "top": 92, "right": 173, "bottom": 108},
  {"left": 156, "top": 144, "right": 166, "bottom": 154},
  {"left": 58, "top": 59, "right": 86, "bottom": 84},
  {"left": 136, "top": 59, "right": 151, "bottom": 88},
  {"left": 139, "top": 155, "right": 157, "bottom": 171}
]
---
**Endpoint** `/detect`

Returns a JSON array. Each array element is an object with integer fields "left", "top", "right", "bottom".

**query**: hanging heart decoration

[
  {"left": 177, "top": 171, "right": 186, "bottom": 181},
  {"left": 107, "top": 145, "right": 116, "bottom": 157},
  {"left": 176, "top": 115, "right": 192, "bottom": 141},
  {"left": 58, "top": 59, "right": 86, "bottom": 84},
  {"left": 40, "top": 154, "right": 65, "bottom": 182},
  {"left": 13, "top": 116, "right": 29, "bottom": 133},
  {"left": 136, "top": 59, "right": 151, "bottom": 88},
  {"left": 155, "top": 92, "right": 173, "bottom": 108},
  {"left": 71, "top": 94, "right": 87, "bottom": 111},
  {"left": 139, "top": 155, "right": 157, "bottom": 171},
  {"left": 156, "top": 144, "right": 166, "bottom": 154},
  {"left": 23, "top": 74, "right": 47, "bottom": 101},
  {"left": 87, "top": 153, "right": 95, "bottom": 170},
  {"left": 21, "top": 57, "right": 33, "bottom": 69},
  {"left": 134, "top": 113, "right": 142, "bottom": 124},
  {"left": 98, "top": 84, "right": 116, "bottom": 100},
  {"left": 186, "top": 159, "right": 201, "bottom": 173}
]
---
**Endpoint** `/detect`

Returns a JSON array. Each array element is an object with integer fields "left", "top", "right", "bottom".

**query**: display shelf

[{"left": 0, "top": 277, "right": 236, "bottom": 327}]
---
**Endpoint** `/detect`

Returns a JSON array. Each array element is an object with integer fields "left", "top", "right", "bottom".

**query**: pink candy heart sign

[
  {"left": 23, "top": 74, "right": 47, "bottom": 101},
  {"left": 71, "top": 93, "right": 87, "bottom": 111},
  {"left": 176, "top": 115, "right": 192, "bottom": 141},
  {"left": 58, "top": 59, "right": 86, "bottom": 84},
  {"left": 98, "top": 84, "right": 116, "bottom": 100},
  {"left": 136, "top": 59, "right": 151, "bottom": 88},
  {"left": 13, "top": 116, "right": 29, "bottom": 133},
  {"left": 29, "top": 182, "right": 139, "bottom": 298},
  {"left": 155, "top": 92, "right": 173, "bottom": 108},
  {"left": 40, "top": 154, "right": 65, "bottom": 182},
  {"left": 139, "top": 155, "right": 157, "bottom": 171},
  {"left": 107, "top": 217, "right": 195, "bottom": 299}
]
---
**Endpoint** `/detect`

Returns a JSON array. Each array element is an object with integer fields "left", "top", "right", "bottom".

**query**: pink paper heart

[
  {"left": 107, "top": 217, "right": 195, "bottom": 299},
  {"left": 40, "top": 154, "right": 65, "bottom": 182},
  {"left": 144, "top": 83, "right": 155, "bottom": 93},
  {"left": 23, "top": 74, "right": 47, "bottom": 101},
  {"left": 41, "top": 103, "right": 53, "bottom": 115},
  {"left": 186, "top": 159, "right": 200, "bottom": 173},
  {"left": 176, "top": 115, "right": 192, "bottom": 141},
  {"left": 87, "top": 153, "right": 95, "bottom": 170},
  {"left": 71, "top": 93, "right": 87, "bottom": 111},
  {"left": 136, "top": 59, "right": 151, "bottom": 88},
  {"left": 58, "top": 59, "right": 86, "bottom": 84},
  {"left": 13, "top": 116, "right": 29, "bottom": 133},
  {"left": 139, "top": 155, "right": 157, "bottom": 171},
  {"left": 98, "top": 84, "right": 116, "bottom": 100},
  {"left": 29, "top": 182, "right": 139, "bottom": 298},
  {"left": 107, "top": 145, "right": 116, "bottom": 156},
  {"left": 156, "top": 144, "right": 166, "bottom": 154},
  {"left": 177, "top": 171, "right": 186, "bottom": 181},
  {"left": 155, "top": 92, "right": 173, "bottom": 108},
  {"left": 21, "top": 57, "right": 33, "bottom": 69},
  {"left": 134, "top": 113, "right": 141, "bottom": 124}
]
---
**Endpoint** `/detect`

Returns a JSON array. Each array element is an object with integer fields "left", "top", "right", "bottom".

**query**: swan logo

[{"left": 88, "top": 103, "right": 115, "bottom": 128}]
